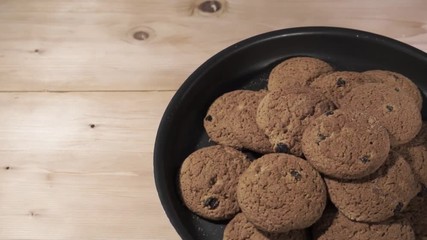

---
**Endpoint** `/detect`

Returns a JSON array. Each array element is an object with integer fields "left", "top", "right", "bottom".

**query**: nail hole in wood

[
  {"left": 29, "top": 211, "right": 38, "bottom": 217},
  {"left": 198, "top": 0, "right": 222, "bottom": 13},
  {"left": 89, "top": 124, "right": 96, "bottom": 128},
  {"left": 5, "top": 166, "right": 10, "bottom": 170},
  {"left": 133, "top": 31, "right": 150, "bottom": 41},
  {"left": 34, "top": 49, "right": 39, "bottom": 53}
]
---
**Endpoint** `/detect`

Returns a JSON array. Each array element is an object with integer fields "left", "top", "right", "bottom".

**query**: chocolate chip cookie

[
  {"left": 302, "top": 109, "right": 390, "bottom": 179},
  {"left": 204, "top": 90, "right": 273, "bottom": 153},
  {"left": 310, "top": 71, "right": 375, "bottom": 106},
  {"left": 325, "top": 151, "right": 420, "bottom": 223},
  {"left": 394, "top": 122, "right": 427, "bottom": 187},
  {"left": 237, "top": 153, "right": 327, "bottom": 232},
  {"left": 179, "top": 145, "right": 251, "bottom": 220},
  {"left": 312, "top": 207, "right": 415, "bottom": 240},
  {"left": 339, "top": 83, "right": 422, "bottom": 146},
  {"left": 257, "top": 87, "right": 335, "bottom": 156},
  {"left": 223, "top": 213, "right": 308, "bottom": 240},
  {"left": 363, "top": 70, "right": 423, "bottom": 109},
  {"left": 268, "top": 57, "right": 333, "bottom": 91}
]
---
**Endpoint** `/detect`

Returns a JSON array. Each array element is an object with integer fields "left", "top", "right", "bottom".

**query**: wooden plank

[
  {"left": 0, "top": 92, "right": 180, "bottom": 239},
  {"left": 0, "top": 0, "right": 426, "bottom": 91},
  {"left": 0, "top": 92, "right": 173, "bottom": 152}
]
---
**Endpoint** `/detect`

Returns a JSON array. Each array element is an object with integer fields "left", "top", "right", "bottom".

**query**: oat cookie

[
  {"left": 257, "top": 87, "right": 335, "bottom": 156},
  {"left": 223, "top": 213, "right": 308, "bottom": 240},
  {"left": 310, "top": 71, "right": 374, "bottom": 106},
  {"left": 302, "top": 109, "right": 390, "bottom": 179},
  {"left": 179, "top": 145, "right": 251, "bottom": 220},
  {"left": 312, "top": 207, "right": 415, "bottom": 240},
  {"left": 237, "top": 153, "right": 327, "bottom": 232},
  {"left": 339, "top": 83, "right": 422, "bottom": 146},
  {"left": 394, "top": 122, "right": 427, "bottom": 187},
  {"left": 363, "top": 70, "right": 423, "bottom": 109},
  {"left": 268, "top": 57, "right": 333, "bottom": 91},
  {"left": 325, "top": 151, "right": 420, "bottom": 223},
  {"left": 204, "top": 90, "right": 273, "bottom": 153}
]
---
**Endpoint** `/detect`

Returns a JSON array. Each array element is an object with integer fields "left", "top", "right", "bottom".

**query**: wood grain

[
  {"left": 0, "top": 0, "right": 426, "bottom": 91},
  {"left": 0, "top": 92, "right": 179, "bottom": 239},
  {"left": 0, "top": 1, "right": 426, "bottom": 239}
]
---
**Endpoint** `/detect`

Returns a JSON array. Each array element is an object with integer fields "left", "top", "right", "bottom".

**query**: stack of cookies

[{"left": 178, "top": 57, "right": 427, "bottom": 240}]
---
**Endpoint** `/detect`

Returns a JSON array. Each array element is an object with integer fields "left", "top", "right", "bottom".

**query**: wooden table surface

[{"left": 0, "top": 1, "right": 427, "bottom": 239}]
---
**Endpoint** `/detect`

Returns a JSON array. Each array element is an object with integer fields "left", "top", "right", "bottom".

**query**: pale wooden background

[{"left": 0, "top": 1, "right": 426, "bottom": 239}]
